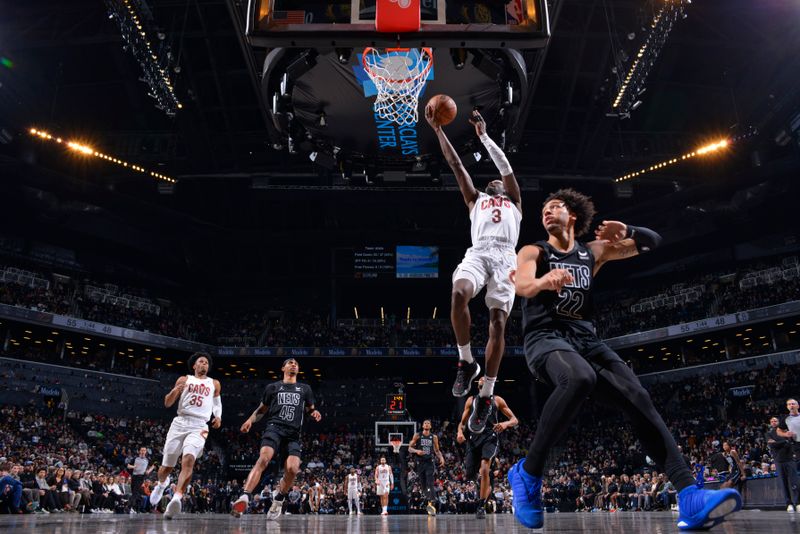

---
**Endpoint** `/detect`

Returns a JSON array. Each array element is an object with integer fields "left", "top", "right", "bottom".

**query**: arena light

[
  {"left": 611, "top": 0, "right": 689, "bottom": 115},
  {"left": 29, "top": 128, "right": 176, "bottom": 183},
  {"left": 105, "top": 0, "right": 181, "bottom": 115},
  {"left": 615, "top": 138, "right": 729, "bottom": 183}
]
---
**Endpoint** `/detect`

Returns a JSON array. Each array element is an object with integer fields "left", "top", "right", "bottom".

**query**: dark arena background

[{"left": 1, "top": 1, "right": 800, "bottom": 533}]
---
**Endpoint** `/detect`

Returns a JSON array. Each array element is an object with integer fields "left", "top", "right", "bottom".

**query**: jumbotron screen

[{"left": 396, "top": 246, "right": 439, "bottom": 279}]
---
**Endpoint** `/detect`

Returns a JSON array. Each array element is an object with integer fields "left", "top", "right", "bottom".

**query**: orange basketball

[{"left": 425, "top": 94, "right": 457, "bottom": 126}]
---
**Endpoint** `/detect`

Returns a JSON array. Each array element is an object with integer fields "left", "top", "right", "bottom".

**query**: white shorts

[
  {"left": 452, "top": 243, "right": 517, "bottom": 314},
  {"left": 161, "top": 416, "right": 208, "bottom": 467},
  {"left": 376, "top": 482, "right": 391, "bottom": 495}
]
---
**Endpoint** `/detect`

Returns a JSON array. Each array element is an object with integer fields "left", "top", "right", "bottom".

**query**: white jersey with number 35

[
  {"left": 376, "top": 464, "right": 393, "bottom": 484},
  {"left": 177, "top": 375, "right": 215, "bottom": 420},
  {"left": 470, "top": 192, "right": 521, "bottom": 246}
]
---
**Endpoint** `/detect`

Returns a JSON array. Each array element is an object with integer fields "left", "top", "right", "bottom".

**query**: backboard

[
  {"left": 375, "top": 420, "right": 417, "bottom": 446},
  {"left": 247, "top": 0, "right": 550, "bottom": 48}
]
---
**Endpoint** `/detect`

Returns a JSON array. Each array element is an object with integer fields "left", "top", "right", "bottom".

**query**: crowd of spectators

[{"left": 2, "top": 255, "right": 798, "bottom": 348}]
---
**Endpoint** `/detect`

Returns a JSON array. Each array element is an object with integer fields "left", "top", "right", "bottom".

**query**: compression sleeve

[
  {"left": 212, "top": 395, "right": 222, "bottom": 419},
  {"left": 625, "top": 225, "right": 662, "bottom": 253},
  {"left": 479, "top": 133, "right": 513, "bottom": 176}
]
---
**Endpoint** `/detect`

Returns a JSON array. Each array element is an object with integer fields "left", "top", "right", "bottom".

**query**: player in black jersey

[
  {"left": 231, "top": 358, "right": 321, "bottom": 520},
  {"left": 408, "top": 420, "right": 445, "bottom": 516},
  {"left": 457, "top": 377, "right": 518, "bottom": 519},
  {"left": 507, "top": 189, "right": 742, "bottom": 531}
]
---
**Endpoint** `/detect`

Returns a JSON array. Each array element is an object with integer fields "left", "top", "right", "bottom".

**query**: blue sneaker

[
  {"left": 508, "top": 459, "right": 543, "bottom": 529},
  {"left": 676, "top": 485, "right": 742, "bottom": 530}
]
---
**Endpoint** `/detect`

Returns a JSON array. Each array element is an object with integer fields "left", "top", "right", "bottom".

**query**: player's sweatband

[
  {"left": 479, "top": 133, "right": 513, "bottom": 176},
  {"left": 212, "top": 396, "right": 222, "bottom": 419},
  {"left": 625, "top": 225, "right": 662, "bottom": 253}
]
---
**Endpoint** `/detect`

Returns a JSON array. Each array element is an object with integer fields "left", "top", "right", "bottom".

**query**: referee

[{"left": 128, "top": 447, "right": 154, "bottom": 512}]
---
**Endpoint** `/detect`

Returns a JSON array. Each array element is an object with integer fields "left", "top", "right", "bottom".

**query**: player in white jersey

[
  {"left": 426, "top": 107, "right": 522, "bottom": 433},
  {"left": 375, "top": 456, "right": 394, "bottom": 515},
  {"left": 149, "top": 352, "right": 221, "bottom": 519},
  {"left": 345, "top": 468, "right": 362, "bottom": 515}
]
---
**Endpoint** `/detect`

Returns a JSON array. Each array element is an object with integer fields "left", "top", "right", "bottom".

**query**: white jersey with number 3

[
  {"left": 470, "top": 192, "right": 521, "bottom": 246},
  {"left": 176, "top": 375, "right": 215, "bottom": 420}
]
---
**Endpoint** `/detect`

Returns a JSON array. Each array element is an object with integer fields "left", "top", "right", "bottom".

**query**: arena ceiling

[{"left": 0, "top": 0, "right": 798, "bottom": 290}]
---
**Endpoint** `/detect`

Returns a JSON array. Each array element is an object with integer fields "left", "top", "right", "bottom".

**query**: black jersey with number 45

[
  {"left": 521, "top": 241, "right": 596, "bottom": 335},
  {"left": 261, "top": 381, "right": 316, "bottom": 433}
]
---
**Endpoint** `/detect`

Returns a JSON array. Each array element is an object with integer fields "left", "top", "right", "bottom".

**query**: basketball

[{"left": 425, "top": 94, "right": 457, "bottom": 126}]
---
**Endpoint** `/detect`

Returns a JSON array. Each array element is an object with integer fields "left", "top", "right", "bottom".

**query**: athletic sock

[
  {"left": 478, "top": 498, "right": 486, "bottom": 508},
  {"left": 382, "top": 506, "right": 387, "bottom": 513},
  {"left": 171, "top": 492, "right": 182, "bottom": 500},
  {"left": 243, "top": 491, "right": 252, "bottom": 500},
  {"left": 458, "top": 343, "right": 474, "bottom": 363},
  {"left": 479, "top": 375, "right": 497, "bottom": 398}
]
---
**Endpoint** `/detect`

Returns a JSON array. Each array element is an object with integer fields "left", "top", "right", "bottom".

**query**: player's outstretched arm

[
  {"left": 589, "top": 221, "right": 662, "bottom": 273},
  {"left": 164, "top": 376, "right": 187, "bottom": 407},
  {"left": 240, "top": 402, "right": 267, "bottom": 433},
  {"left": 470, "top": 110, "right": 521, "bottom": 209},
  {"left": 493, "top": 395, "right": 519, "bottom": 433},
  {"left": 425, "top": 104, "right": 478, "bottom": 209}
]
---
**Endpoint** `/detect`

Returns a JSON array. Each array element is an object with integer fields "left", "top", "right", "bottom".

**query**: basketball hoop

[
  {"left": 362, "top": 47, "right": 433, "bottom": 127},
  {"left": 390, "top": 437, "right": 402, "bottom": 454}
]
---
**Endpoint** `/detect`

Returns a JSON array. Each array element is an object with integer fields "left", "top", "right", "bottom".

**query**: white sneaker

[
  {"left": 150, "top": 481, "right": 168, "bottom": 506},
  {"left": 381, "top": 511, "right": 389, "bottom": 516},
  {"left": 231, "top": 494, "right": 249, "bottom": 518},
  {"left": 164, "top": 497, "right": 182, "bottom": 520},
  {"left": 267, "top": 494, "right": 284, "bottom": 521},
  {"left": 788, "top": 504, "right": 796, "bottom": 513},
  {"left": 349, "top": 511, "right": 355, "bottom": 515}
]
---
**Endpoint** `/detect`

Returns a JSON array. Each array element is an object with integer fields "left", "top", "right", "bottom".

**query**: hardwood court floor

[{"left": 0, "top": 510, "right": 796, "bottom": 533}]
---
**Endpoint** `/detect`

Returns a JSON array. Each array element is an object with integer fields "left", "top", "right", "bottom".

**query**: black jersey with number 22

[{"left": 521, "top": 241, "right": 596, "bottom": 336}]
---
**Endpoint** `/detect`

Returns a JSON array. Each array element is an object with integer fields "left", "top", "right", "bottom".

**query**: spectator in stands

[{"left": 0, "top": 462, "right": 24, "bottom": 514}]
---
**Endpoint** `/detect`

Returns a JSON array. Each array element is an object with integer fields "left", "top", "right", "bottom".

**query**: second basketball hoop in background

[{"left": 425, "top": 94, "right": 457, "bottom": 126}]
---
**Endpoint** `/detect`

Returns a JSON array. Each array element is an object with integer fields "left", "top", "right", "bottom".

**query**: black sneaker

[
  {"left": 452, "top": 360, "right": 480, "bottom": 397},
  {"left": 476, "top": 505, "right": 486, "bottom": 519},
  {"left": 468, "top": 395, "right": 494, "bottom": 434}
]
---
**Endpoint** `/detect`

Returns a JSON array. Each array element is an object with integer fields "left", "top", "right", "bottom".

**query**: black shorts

[
  {"left": 465, "top": 434, "right": 499, "bottom": 480},
  {"left": 261, "top": 424, "right": 302, "bottom": 460},
  {"left": 417, "top": 461, "right": 435, "bottom": 489},
  {"left": 523, "top": 323, "right": 623, "bottom": 382}
]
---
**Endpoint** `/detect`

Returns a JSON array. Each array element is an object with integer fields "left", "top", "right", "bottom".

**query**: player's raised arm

[
  {"left": 589, "top": 221, "right": 662, "bottom": 274},
  {"left": 470, "top": 110, "right": 521, "bottom": 210},
  {"left": 164, "top": 376, "right": 187, "bottom": 407},
  {"left": 425, "top": 104, "right": 478, "bottom": 209}
]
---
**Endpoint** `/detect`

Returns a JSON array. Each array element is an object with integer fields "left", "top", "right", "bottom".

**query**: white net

[{"left": 363, "top": 47, "right": 433, "bottom": 127}]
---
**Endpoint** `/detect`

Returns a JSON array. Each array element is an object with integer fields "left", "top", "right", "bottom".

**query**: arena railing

[{"left": 0, "top": 300, "right": 799, "bottom": 357}]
